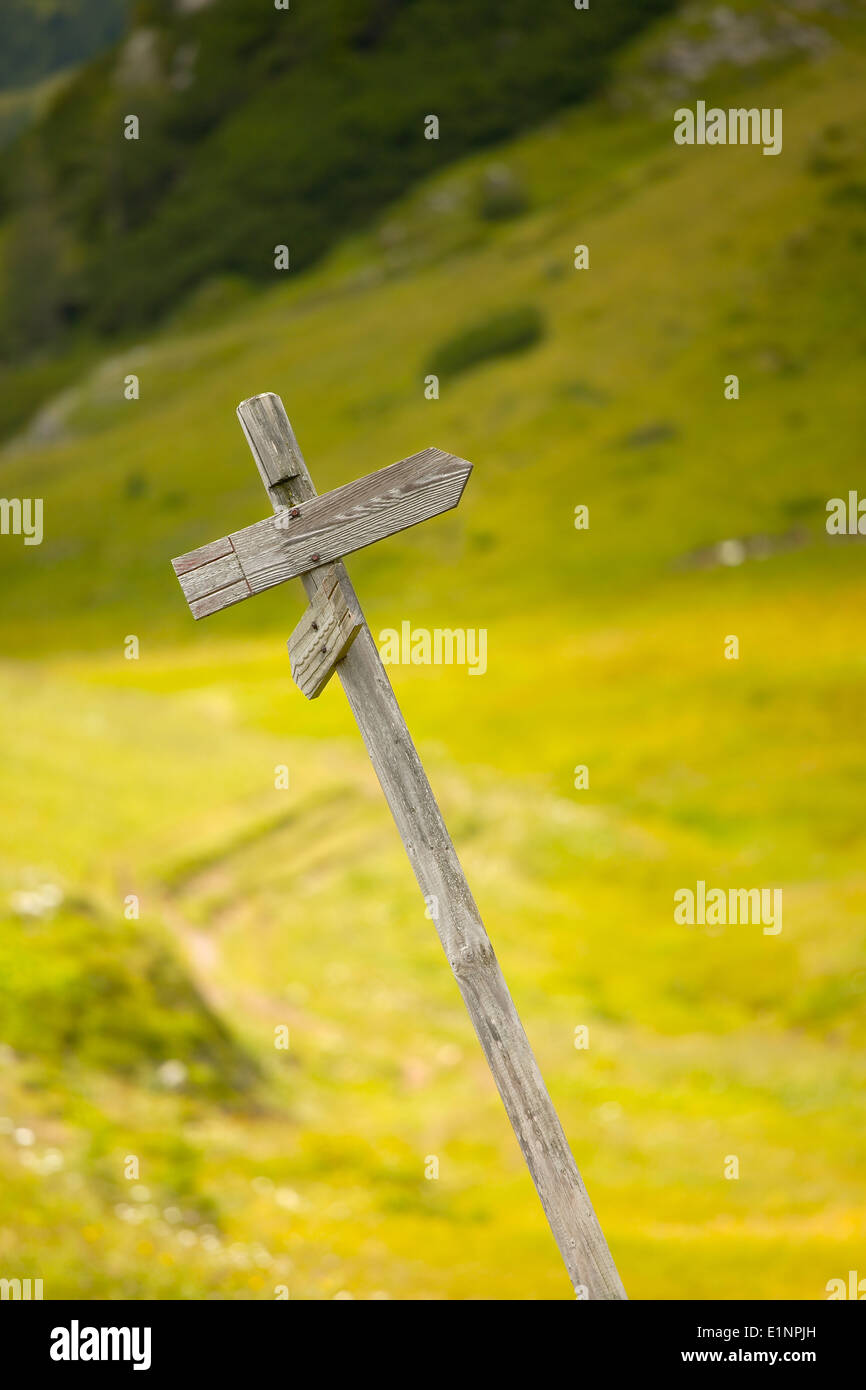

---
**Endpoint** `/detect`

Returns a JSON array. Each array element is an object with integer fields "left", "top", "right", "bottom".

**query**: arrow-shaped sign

[{"left": 172, "top": 446, "right": 472, "bottom": 619}]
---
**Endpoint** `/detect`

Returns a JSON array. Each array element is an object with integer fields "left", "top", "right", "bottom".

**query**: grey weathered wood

[
  {"left": 173, "top": 535, "right": 235, "bottom": 574},
  {"left": 232, "top": 393, "right": 627, "bottom": 1300},
  {"left": 287, "top": 570, "right": 361, "bottom": 699},
  {"left": 176, "top": 550, "right": 245, "bottom": 603},
  {"left": 188, "top": 577, "right": 251, "bottom": 620},
  {"left": 172, "top": 446, "right": 471, "bottom": 619}
]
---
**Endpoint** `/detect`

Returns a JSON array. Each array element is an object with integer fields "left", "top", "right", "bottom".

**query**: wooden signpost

[{"left": 171, "top": 392, "right": 626, "bottom": 1300}]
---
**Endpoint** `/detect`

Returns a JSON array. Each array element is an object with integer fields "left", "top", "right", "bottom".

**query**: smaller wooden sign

[{"left": 287, "top": 570, "right": 362, "bottom": 699}]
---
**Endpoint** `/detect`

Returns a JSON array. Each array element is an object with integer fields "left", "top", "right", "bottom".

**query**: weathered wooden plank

[
  {"left": 172, "top": 534, "right": 234, "bottom": 576},
  {"left": 234, "top": 393, "right": 627, "bottom": 1301},
  {"left": 287, "top": 571, "right": 362, "bottom": 699},
  {"left": 189, "top": 578, "right": 251, "bottom": 620},
  {"left": 171, "top": 445, "right": 471, "bottom": 619},
  {"left": 176, "top": 550, "right": 245, "bottom": 605},
  {"left": 231, "top": 445, "right": 471, "bottom": 590}
]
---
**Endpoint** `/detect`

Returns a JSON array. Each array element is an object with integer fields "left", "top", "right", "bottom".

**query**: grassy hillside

[
  {"left": 0, "top": 0, "right": 675, "bottom": 349},
  {"left": 0, "top": 2, "right": 864, "bottom": 1298}
]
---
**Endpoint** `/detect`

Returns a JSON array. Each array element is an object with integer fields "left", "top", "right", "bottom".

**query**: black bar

[{"left": 2, "top": 1298, "right": 859, "bottom": 1376}]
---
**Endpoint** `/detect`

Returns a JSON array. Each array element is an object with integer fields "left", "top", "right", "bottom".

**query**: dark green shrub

[
  {"left": 426, "top": 305, "right": 545, "bottom": 379},
  {"left": 0, "top": 906, "right": 259, "bottom": 1097}
]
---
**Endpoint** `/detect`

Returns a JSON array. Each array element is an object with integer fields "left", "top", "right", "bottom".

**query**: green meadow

[{"left": 0, "top": 9, "right": 864, "bottom": 1298}]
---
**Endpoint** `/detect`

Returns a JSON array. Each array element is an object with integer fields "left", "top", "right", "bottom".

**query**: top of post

[{"left": 237, "top": 393, "right": 316, "bottom": 511}]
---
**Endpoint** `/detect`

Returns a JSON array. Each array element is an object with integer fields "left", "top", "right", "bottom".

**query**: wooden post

[{"left": 231, "top": 393, "right": 627, "bottom": 1300}]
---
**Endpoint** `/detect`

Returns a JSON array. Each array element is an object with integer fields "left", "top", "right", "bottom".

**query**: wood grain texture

[
  {"left": 177, "top": 551, "right": 245, "bottom": 603},
  {"left": 189, "top": 577, "right": 251, "bottom": 620},
  {"left": 234, "top": 393, "right": 627, "bottom": 1301},
  {"left": 172, "top": 444, "right": 471, "bottom": 619},
  {"left": 287, "top": 571, "right": 361, "bottom": 699},
  {"left": 172, "top": 535, "right": 234, "bottom": 576},
  {"left": 175, "top": 444, "right": 469, "bottom": 619},
  {"left": 238, "top": 390, "right": 307, "bottom": 495}
]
